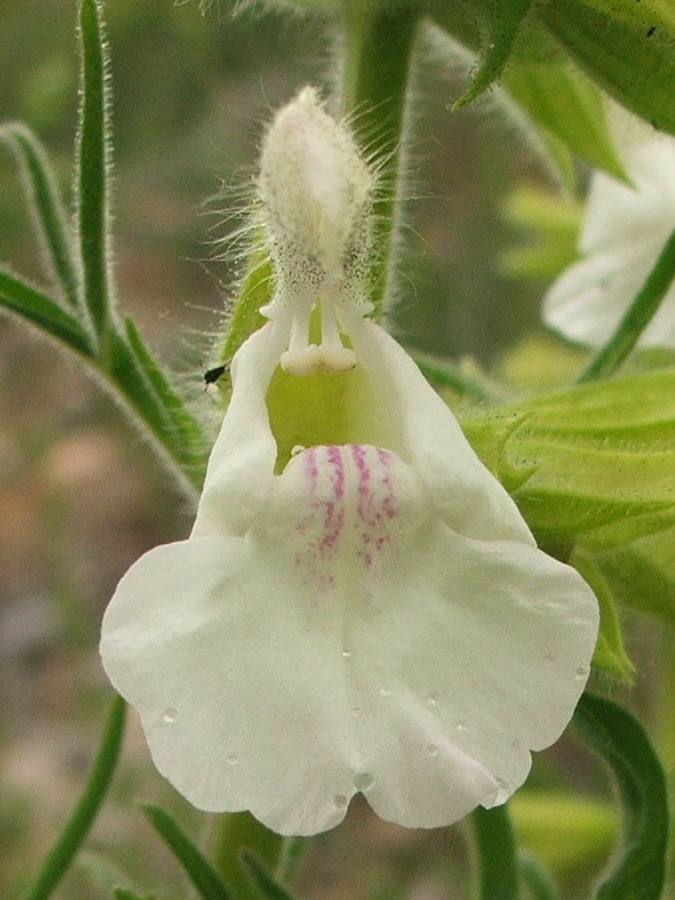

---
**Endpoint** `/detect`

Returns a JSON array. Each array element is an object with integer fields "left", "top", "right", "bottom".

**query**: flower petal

[
  {"left": 101, "top": 441, "right": 597, "bottom": 835},
  {"left": 346, "top": 317, "right": 536, "bottom": 543},
  {"left": 192, "top": 323, "right": 285, "bottom": 537},
  {"left": 543, "top": 240, "right": 675, "bottom": 347},
  {"left": 100, "top": 537, "right": 361, "bottom": 836}
]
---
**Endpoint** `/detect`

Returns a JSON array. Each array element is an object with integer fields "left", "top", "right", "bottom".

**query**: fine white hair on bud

[{"left": 257, "top": 87, "right": 375, "bottom": 375}]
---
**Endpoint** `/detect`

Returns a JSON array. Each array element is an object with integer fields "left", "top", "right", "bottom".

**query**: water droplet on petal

[
  {"left": 456, "top": 721, "right": 468, "bottom": 733},
  {"left": 162, "top": 707, "right": 178, "bottom": 724},
  {"left": 543, "top": 653, "right": 555, "bottom": 667},
  {"left": 226, "top": 754, "right": 238, "bottom": 766},
  {"left": 427, "top": 690, "right": 440, "bottom": 706},
  {"left": 427, "top": 743, "right": 439, "bottom": 757},
  {"left": 379, "top": 687, "right": 391, "bottom": 698},
  {"left": 291, "top": 445, "right": 306, "bottom": 457},
  {"left": 353, "top": 772, "right": 374, "bottom": 792},
  {"left": 575, "top": 667, "right": 588, "bottom": 681},
  {"left": 342, "top": 650, "right": 352, "bottom": 659},
  {"left": 334, "top": 794, "right": 348, "bottom": 809}
]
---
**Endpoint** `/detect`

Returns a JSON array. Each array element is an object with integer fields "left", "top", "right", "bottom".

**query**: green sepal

[
  {"left": 141, "top": 805, "right": 232, "bottom": 900},
  {"left": 216, "top": 238, "right": 271, "bottom": 369},
  {"left": 541, "top": 0, "right": 675, "bottom": 136},
  {"left": 569, "top": 548, "right": 633, "bottom": 683},
  {"left": 453, "top": 0, "right": 535, "bottom": 108},
  {"left": 0, "top": 123, "right": 80, "bottom": 310},
  {"left": 572, "top": 694, "right": 669, "bottom": 899},
  {"left": 459, "top": 368, "right": 675, "bottom": 629},
  {"left": 240, "top": 852, "right": 298, "bottom": 900},
  {"left": 0, "top": 267, "right": 95, "bottom": 357},
  {"left": 503, "top": 61, "right": 626, "bottom": 183}
]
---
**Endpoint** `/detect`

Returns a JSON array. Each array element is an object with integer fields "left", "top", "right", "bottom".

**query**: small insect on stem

[{"left": 203, "top": 364, "right": 227, "bottom": 387}]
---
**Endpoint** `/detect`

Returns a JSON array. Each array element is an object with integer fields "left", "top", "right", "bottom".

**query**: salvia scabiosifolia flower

[
  {"left": 100, "top": 88, "right": 598, "bottom": 836},
  {"left": 543, "top": 109, "right": 675, "bottom": 348}
]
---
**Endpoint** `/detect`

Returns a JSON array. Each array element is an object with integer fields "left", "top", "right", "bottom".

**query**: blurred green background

[{"left": 0, "top": 2, "right": 609, "bottom": 899}]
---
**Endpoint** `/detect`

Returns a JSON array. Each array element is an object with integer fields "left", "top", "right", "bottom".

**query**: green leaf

[
  {"left": 0, "top": 123, "right": 80, "bottom": 309},
  {"left": 240, "top": 852, "right": 298, "bottom": 900},
  {"left": 105, "top": 329, "right": 205, "bottom": 493},
  {"left": 573, "top": 694, "right": 668, "bottom": 899},
  {"left": 0, "top": 267, "right": 94, "bottom": 357},
  {"left": 123, "top": 317, "right": 208, "bottom": 482},
  {"left": 518, "top": 851, "right": 560, "bottom": 900},
  {"left": 453, "top": 0, "right": 535, "bottom": 108},
  {"left": 210, "top": 812, "right": 284, "bottom": 900},
  {"left": 22, "top": 695, "right": 126, "bottom": 900},
  {"left": 141, "top": 805, "right": 232, "bottom": 900},
  {"left": 459, "top": 368, "right": 675, "bottom": 629},
  {"left": 113, "top": 890, "right": 155, "bottom": 900},
  {"left": 542, "top": 0, "right": 675, "bottom": 136},
  {"left": 76, "top": 0, "right": 113, "bottom": 338},
  {"left": 504, "top": 61, "right": 626, "bottom": 181},
  {"left": 470, "top": 805, "right": 520, "bottom": 900}
]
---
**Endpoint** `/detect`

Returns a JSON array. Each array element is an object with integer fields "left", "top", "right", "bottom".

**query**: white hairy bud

[{"left": 258, "top": 87, "right": 375, "bottom": 374}]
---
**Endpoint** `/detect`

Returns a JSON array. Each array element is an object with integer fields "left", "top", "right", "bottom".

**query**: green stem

[
  {"left": 22, "top": 695, "right": 126, "bottom": 900},
  {"left": 577, "top": 226, "right": 675, "bottom": 383},
  {"left": 470, "top": 804, "right": 520, "bottom": 900},
  {"left": 340, "top": 0, "right": 420, "bottom": 315}
]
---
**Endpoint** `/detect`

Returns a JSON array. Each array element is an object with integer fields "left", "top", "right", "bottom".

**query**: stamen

[{"left": 280, "top": 298, "right": 357, "bottom": 375}]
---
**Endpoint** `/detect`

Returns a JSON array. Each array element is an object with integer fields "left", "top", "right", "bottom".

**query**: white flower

[
  {"left": 543, "top": 111, "right": 675, "bottom": 347},
  {"left": 100, "top": 89, "right": 598, "bottom": 836}
]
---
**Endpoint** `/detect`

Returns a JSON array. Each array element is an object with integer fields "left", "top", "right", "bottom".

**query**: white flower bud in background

[{"left": 258, "top": 87, "right": 375, "bottom": 374}]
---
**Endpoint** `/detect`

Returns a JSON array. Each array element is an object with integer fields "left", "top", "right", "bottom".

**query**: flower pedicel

[{"left": 100, "top": 88, "right": 599, "bottom": 836}]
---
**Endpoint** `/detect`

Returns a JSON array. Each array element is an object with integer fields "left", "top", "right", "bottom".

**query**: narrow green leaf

[
  {"left": 573, "top": 694, "right": 668, "bottom": 900},
  {"left": 0, "top": 268, "right": 94, "bottom": 357},
  {"left": 105, "top": 329, "right": 205, "bottom": 492},
  {"left": 577, "top": 227, "right": 675, "bottom": 383},
  {"left": 113, "top": 890, "right": 155, "bottom": 900},
  {"left": 240, "top": 852, "right": 297, "bottom": 900},
  {"left": 76, "top": 0, "right": 112, "bottom": 337},
  {"left": 124, "top": 317, "right": 208, "bottom": 478},
  {"left": 210, "top": 812, "right": 284, "bottom": 900},
  {"left": 454, "top": 0, "right": 535, "bottom": 108},
  {"left": 504, "top": 61, "right": 626, "bottom": 181},
  {"left": 276, "top": 837, "right": 306, "bottom": 885},
  {"left": 0, "top": 123, "right": 80, "bottom": 309},
  {"left": 141, "top": 805, "right": 232, "bottom": 900},
  {"left": 542, "top": 0, "right": 675, "bottom": 136},
  {"left": 22, "top": 695, "right": 126, "bottom": 900},
  {"left": 470, "top": 804, "right": 520, "bottom": 900},
  {"left": 518, "top": 851, "right": 560, "bottom": 900}
]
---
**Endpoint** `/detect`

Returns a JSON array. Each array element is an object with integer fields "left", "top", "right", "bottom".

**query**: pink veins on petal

[{"left": 294, "top": 445, "right": 399, "bottom": 581}]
